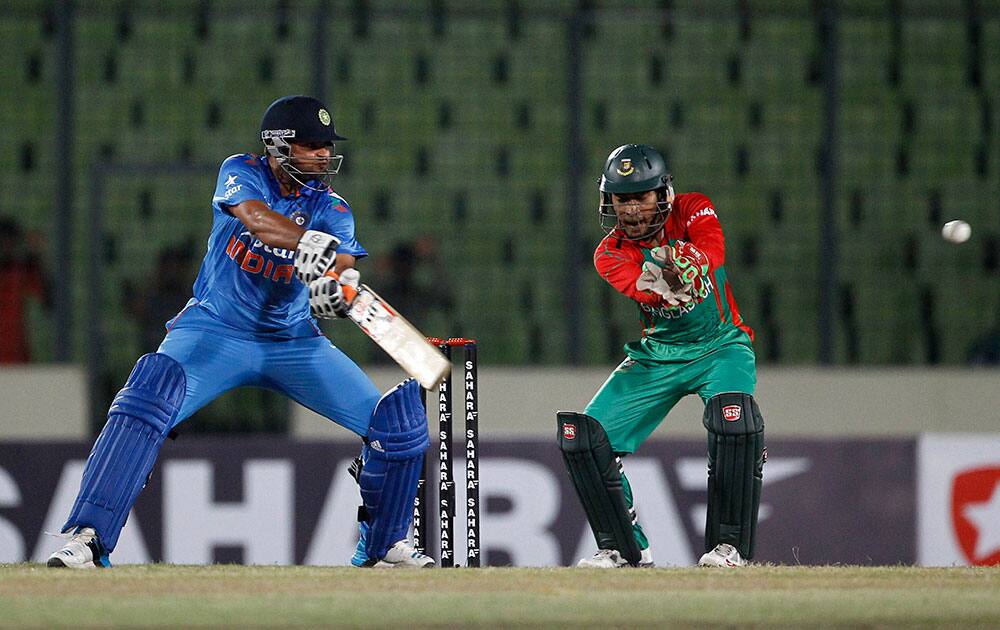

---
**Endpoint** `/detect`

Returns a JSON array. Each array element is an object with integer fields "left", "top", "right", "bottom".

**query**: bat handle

[{"left": 325, "top": 269, "right": 359, "bottom": 303}]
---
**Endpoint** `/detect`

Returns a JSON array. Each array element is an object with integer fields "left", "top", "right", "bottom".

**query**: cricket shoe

[
  {"left": 372, "top": 540, "right": 435, "bottom": 569},
  {"left": 350, "top": 523, "right": 434, "bottom": 568},
  {"left": 576, "top": 547, "right": 654, "bottom": 568},
  {"left": 46, "top": 527, "right": 111, "bottom": 569},
  {"left": 698, "top": 543, "right": 746, "bottom": 567}
]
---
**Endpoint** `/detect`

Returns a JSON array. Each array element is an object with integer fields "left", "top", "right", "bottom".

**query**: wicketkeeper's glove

[
  {"left": 650, "top": 241, "right": 712, "bottom": 304},
  {"left": 636, "top": 262, "right": 693, "bottom": 306}
]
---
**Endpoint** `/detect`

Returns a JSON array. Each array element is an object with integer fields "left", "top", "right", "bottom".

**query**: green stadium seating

[
  {"left": 838, "top": 17, "right": 893, "bottom": 90},
  {"left": 741, "top": 17, "right": 815, "bottom": 96},
  {"left": 0, "top": 12, "right": 54, "bottom": 225},
  {"left": 5, "top": 3, "right": 997, "bottom": 384},
  {"left": 984, "top": 19, "right": 1000, "bottom": 90},
  {"left": 899, "top": 19, "right": 969, "bottom": 91},
  {"left": 838, "top": 90, "right": 901, "bottom": 178}
]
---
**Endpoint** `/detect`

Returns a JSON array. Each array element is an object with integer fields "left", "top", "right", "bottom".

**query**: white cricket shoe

[
  {"left": 46, "top": 527, "right": 110, "bottom": 569},
  {"left": 372, "top": 540, "right": 435, "bottom": 568},
  {"left": 698, "top": 543, "right": 746, "bottom": 567},
  {"left": 576, "top": 547, "right": 654, "bottom": 568}
]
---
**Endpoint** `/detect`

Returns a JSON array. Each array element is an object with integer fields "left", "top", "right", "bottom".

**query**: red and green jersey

[{"left": 593, "top": 192, "right": 753, "bottom": 360}]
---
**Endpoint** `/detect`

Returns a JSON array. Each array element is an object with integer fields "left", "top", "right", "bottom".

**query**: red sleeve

[
  {"left": 24, "top": 263, "right": 44, "bottom": 298},
  {"left": 593, "top": 237, "right": 664, "bottom": 306},
  {"left": 675, "top": 193, "right": 725, "bottom": 271}
]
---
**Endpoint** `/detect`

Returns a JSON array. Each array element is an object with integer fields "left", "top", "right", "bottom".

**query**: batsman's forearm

[
  {"left": 229, "top": 200, "right": 305, "bottom": 250},
  {"left": 332, "top": 253, "right": 357, "bottom": 274}
]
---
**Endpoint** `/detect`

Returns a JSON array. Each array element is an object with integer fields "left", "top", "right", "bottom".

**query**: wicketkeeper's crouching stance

[{"left": 559, "top": 144, "right": 765, "bottom": 568}]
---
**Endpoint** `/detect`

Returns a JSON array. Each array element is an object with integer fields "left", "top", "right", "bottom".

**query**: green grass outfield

[{"left": 2, "top": 564, "right": 999, "bottom": 628}]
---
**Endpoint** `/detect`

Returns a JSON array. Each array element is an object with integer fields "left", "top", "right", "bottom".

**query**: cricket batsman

[
  {"left": 47, "top": 95, "right": 433, "bottom": 569},
  {"left": 559, "top": 144, "right": 765, "bottom": 568}
]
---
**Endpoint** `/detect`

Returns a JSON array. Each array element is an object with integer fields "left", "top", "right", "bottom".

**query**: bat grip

[{"left": 324, "top": 270, "right": 359, "bottom": 303}]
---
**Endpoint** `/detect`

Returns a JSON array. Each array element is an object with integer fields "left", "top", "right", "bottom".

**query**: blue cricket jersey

[{"left": 170, "top": 154, "right": 367, "bottom": 335}]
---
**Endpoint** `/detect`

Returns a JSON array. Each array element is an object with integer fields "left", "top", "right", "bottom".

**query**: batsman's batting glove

[
  {"left": 309, "top": 268, "right": 360, "bottom": 319},
  {"left": 295, "top": 230, "right": 340, "bottom": 284}
]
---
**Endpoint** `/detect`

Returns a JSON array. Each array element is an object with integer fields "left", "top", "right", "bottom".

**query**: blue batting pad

[
  {"left": 63, "top": 353, "right": 186, "bottom": 552},
  {"left": 359, "top": 379, "right": 429, "bottom": 559}
]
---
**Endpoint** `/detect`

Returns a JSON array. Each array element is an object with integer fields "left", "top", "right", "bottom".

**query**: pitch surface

[{"left": 2, "top": 564, "right": 999, "bottom": 627}]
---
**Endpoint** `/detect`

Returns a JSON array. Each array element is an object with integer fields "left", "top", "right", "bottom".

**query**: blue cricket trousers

[{"left": 158, "top": 304, "right": 380, "bottom": 435}]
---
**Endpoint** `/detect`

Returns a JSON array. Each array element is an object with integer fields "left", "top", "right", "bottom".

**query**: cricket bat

[{"left": 326, "top": 270, "right": 450, "bottom": 390}]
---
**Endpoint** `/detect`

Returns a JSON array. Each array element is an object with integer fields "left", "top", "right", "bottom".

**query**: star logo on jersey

[
  {"left": 616, "top": 158, "right": 635, "bottom": 176},
  {"left": 225, "top": 174, "right": 238, "bottom": 187},
  {"left": 951, "top": 466, "right": 1000, "bottom": 565}
]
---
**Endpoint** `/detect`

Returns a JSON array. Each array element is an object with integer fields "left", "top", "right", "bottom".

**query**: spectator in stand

[
  {"left": 123, "top": 243, "right": 197, "bottom": 353},
  {"left": 0, "top": 217, "right": 49, "bottom": 363},
  {"left": 375, "top": 236, "right": 454, "bottom": 326},
  {"left": 367, "top": 236, "right": 455, "bottom": 364}
]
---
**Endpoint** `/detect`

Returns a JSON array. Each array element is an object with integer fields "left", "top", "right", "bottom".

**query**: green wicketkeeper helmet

[{"left": 598, "top": 144, "right": 674, "bottom": 239}]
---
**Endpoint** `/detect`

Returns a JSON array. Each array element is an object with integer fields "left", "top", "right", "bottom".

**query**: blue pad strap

[
  {"left": 63, "top": 353, "right": 186, "bottom": 552},
  {"left": 359, "top": 379, "right": 429, "bottom": 559}
]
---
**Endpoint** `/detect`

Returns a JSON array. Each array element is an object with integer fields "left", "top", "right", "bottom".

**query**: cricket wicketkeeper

[{"left": 559, "top": 144, "right": 765, "bottom": 568}]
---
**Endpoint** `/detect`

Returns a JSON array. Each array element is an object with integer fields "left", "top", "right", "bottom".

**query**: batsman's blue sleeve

[
  {"left": 212, "top": 154, "right": 268, "bottom": 215},
  {"left": 314, "top": 192, "right": 368, "bottom": 259}
]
